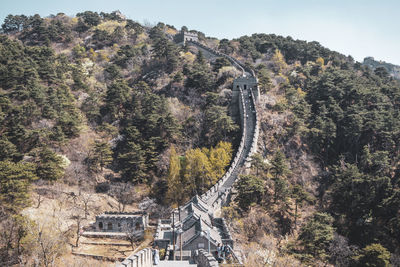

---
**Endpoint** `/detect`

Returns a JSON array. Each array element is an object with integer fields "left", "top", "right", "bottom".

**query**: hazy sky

[{"left": 1, "top": 0, "right": 399, "bottom": 64}]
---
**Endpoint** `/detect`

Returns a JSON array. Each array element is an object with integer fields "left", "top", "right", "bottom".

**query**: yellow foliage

[
  {"left": 96, "top": 20, "right": 126, "bottom": 34},
  {"left": 136, "top": 33, "right": 148, "bottom": 43},
  {"left": 209, "top": 141, "right": 233, "bottom": 179},
  {"left": 166, "top": 27, "right": 177, "bottom": 35},
  {"left": 272, "top": 49, "right": 287, "bottom": 72},
  {"left": 278, "top": 73, "right": 289, "bottom": 83},
  {"left": 316, "top": 57, "right": 325, "bottom": 66},
  {"left": 180, "top": 51, "right": 195, "bottom": 63},
  {"left": 71, "top": 17, "right": 78, "bottom": 25},
  {"left": 98, "top": 50, "right": 110, "bottom": 62},
  {"left": 112, "top": 43, "right": 119, "bottom": 52},
  {"left": 297, "top": 87, "right": 306, "bottom": 98},
  {"left": 184, "top": 148, "right": 213, "bottom": 193},
  {"left": 88, "top": 48, "right": 97, "bottom": 62},
  {"left": 166, "top": 141, "right": 233, "bottom": 202}
]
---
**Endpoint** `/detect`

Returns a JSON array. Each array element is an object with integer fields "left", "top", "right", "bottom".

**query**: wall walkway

[{"left": 187, "top": 41, "right": 259, "bottom": 212}]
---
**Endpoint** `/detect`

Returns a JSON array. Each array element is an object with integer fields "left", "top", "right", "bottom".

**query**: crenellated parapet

[
  {"left": 146, "top": 39, "right": 258, "bottom": 266},
  {"left": 183, "top": 40, "right": 259, "bottom": 211},
  {"left": 115, "top": 247, "right": 153, "bottom": 267}
]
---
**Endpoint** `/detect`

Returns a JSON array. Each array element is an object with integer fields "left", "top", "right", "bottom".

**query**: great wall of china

[
  {"left": 187, "top": 40, "right": 260, "bottom": 212},
  {"left": 117, "top": 34, "right": 260, "bottom": 267}
]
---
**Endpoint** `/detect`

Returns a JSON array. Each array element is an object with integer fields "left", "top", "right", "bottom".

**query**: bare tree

[
  {"left": 29, "top": 221, "right": 66, "bottom": 267},
  {"left": 122, "top": 224, "right": 143, "bottom": 250},
  {"left": 34, "top": 188, "right": 48, "bottom": 209},
  {"left": 110, "top": 183, "right": 135, "bottom": 212},
  {"left": 79, "top": 193, "right": 93, "bottom": 219},
  {"left": 70, "top": 214, "right": 84, "bottom": 248},
  {"left": 391, "top": 253, "right": 400, "bottom": 267},
  {"left": 328, "top": 233, "right": 357, "bottom": 267},
  {"left": 35, "top": 194, "right": 43, "bottom": 209}
]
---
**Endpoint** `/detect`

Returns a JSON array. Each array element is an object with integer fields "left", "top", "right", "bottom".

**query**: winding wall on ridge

[
  {"left": 117, "top": 39, "right": 259, "bottom": 267},
  {"left": 187, "top": 41, "right": 260, "bottom": 212}
]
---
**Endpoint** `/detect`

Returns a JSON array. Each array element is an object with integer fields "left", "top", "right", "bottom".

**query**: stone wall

[
  {"left": 175, "top": 31, "right": 199, "bottom": 44},
  {"left": 247, "top": 86, "right": 259, "bottom": 160},
  {"left": 185, "top": 40, "right": 260, "bottom": 211},
  {"left": 183, "top": 235, "right": 217, "bottom": 252},
  {"left": 193, "top": 249, "right": 219, "bottom": 267},
  {"left": 187, "top": 40, "right": 245, "bottom": 75},
  {"left": 116, "top": 248, "right": 153, "bottom": 267},
  {"left": 200, "top": 87, "right": 247, "bottom": 206},
  {"left": 201, "top": 89, "right": 247, "bottom": 201},
  {"left": 94, "top": 212, "right": 148, "bottom": 233}
]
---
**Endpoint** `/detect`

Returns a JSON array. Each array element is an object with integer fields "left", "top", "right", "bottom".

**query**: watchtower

[
  {"left": 175, "top": 30, "right": 199, "bottom": 45},
  {"left": 232, "top": 76, "right": 259, "bottom": 101}
]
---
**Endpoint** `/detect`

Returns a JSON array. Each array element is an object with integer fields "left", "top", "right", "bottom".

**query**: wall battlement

[
  {"left": 121, "top": 38, "right": 257, "bottom": 267},
  {"left": 174, "top": 30, "right": 199, "bottom": 44},
  {"left": 184, "top": 41, "right": 259, "bottom": 213}
]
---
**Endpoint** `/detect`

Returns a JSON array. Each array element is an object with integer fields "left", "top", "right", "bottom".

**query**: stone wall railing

[
  {"left": 188, "top": 40, "right": 246, "bottom": 76},
  {"left": 200, "top": 87, "right": 247, "bottom": 204},
  {"left": 247, "top": 86, "right": 259, "bottom": 159},
  {"left": 115, "top": 248, "right": 153, "bottom": 267},
  {"left": 193, "top": 249, "right": 219, "bottom": 267},
  {"left": 187, "top": 40, "right": 259, "bottom": 209}
]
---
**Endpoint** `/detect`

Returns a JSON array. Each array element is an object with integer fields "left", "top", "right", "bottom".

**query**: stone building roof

[
  {"left": 96, "top": 211, "right": 146, "bottom": 220},
  {"left": 175, "top": 218, "right": 223, "bottom": 249},
  {"left": 155, "top": 195, "right": 233, "bottom": 251}
]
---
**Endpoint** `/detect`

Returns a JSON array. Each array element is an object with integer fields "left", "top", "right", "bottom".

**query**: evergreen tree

[
  {"left": 117, "top": 126, "right": 147, "bottom": 183},
  {"left": 0, "top": 160, "right": 37, "bottom": 211},
  {"left": 298, "top": 212, "right": 334, "bottom": 260},
  {"left": 250, "top": 153, "right": 267, "bottom": 176},
  {"left": 87, "top": 140, "right": 113, "bottom": 172},
  {"left": 235, "top": 174, "right": 265, "bottom": 210},
  {"left": 353, "top": 243, "right": 391, "bottom": 267},
  {"left": 0, "top": 138, "right": 19, "bottom": 161},
  {"left": 291, "top": 184, "right": 314, "bottom": 229},
  {"left": 35, "top": 147, "right": 65, "bottom": 181},
  {"left": 166, "top": 145, "right": 182, "bottom": 205},
  {"left": 270, "top": 150, "right": 290, "bottom": 179}
]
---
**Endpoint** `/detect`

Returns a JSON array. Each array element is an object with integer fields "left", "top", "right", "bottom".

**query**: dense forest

[{"left": 0, "top": 11, "right": 399, "bottom": 267}]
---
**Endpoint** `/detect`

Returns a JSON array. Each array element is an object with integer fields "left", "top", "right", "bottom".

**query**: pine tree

[
  {"left": 118, "top": 141, "right": 146, "bottom": 183},
  {"left": 166, "top": 146, "right": 182, "bottom": 205},
  {"left": 235, "top": 175, "right": 265, "bottom": 210},
  {"left": 291, "top": 184, "right": 314, "bottom": 229},
  {"left": 298, "top": 212, "right": 334, "bottom": 260},
  {"left": 250, "top": 153, "right": 267, "bottom": 176},
  {"left": 270, "top": 150, "right": 289, "bottom": 179},
  {"left": 353, "top": 243, "right": 390, "bottom": 267},
  {"left": 0, "top": 160, "right": 37, "bottom": 211},
  {"left": 36, "top": 147, "right": 65, "bottom": 181},
  {"left": 87, "top": 140, "right": 113, "bottom": 172}
]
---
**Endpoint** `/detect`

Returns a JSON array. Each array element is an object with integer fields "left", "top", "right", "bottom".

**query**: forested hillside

[
  {"left": 363, "top": 56, "right": 400, "bottom": 80},
  {"left": 219, "top": 33, "right": 400, "bottom": 266},
  {"left": 0, "top": 11, "right": 399, "bottom": 267}
]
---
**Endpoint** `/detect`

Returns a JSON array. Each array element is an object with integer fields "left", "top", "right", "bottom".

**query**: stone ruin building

[{"left": 90, "top": 211, "right": 148, "bottom": 234}]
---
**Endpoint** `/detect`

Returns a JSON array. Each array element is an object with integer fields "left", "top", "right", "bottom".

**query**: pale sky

[{"left": 1, "top": 0, "right": 399, "bottom": 65}]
